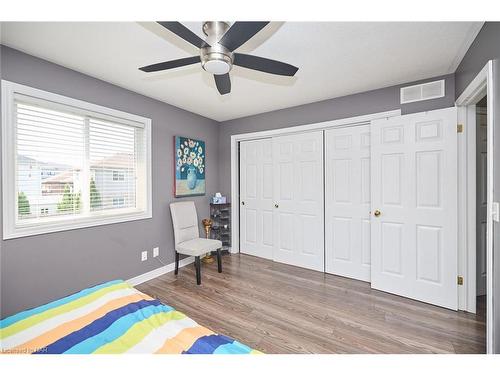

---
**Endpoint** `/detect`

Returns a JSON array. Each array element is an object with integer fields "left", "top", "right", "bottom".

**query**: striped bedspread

[{"left": 0, "top": 280, "right": 259, "bottom": 354}]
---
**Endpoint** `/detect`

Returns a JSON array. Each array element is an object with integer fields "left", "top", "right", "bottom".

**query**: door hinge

[
  {"left": 457, "top": 276, "right": 464, "bottom": 285},
  {"left": 457, "top": 124, "right": 464, "bottom": 133}
]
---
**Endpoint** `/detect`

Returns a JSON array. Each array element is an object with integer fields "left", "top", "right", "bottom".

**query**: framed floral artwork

[{"left": 174, "top": 136, "right": 206, "bottom": 197}]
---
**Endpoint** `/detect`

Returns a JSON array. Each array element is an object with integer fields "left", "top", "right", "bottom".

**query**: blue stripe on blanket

[
  {"left": 183, "top": 334, "right": 234, "bottom": 354},
  {"left": 35, "top": 299, "right": 165, "bottom": 354},
  {"left": 213, "top": 340, "right": 254, "bottom": 354}
]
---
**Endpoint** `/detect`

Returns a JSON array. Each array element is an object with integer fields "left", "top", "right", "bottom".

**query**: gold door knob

[
  {"left": 374, "top": 209, "right": 381, "bottom": 217},
  {"left": 274, "top": 203, "right": 279, "bottom": 208}
]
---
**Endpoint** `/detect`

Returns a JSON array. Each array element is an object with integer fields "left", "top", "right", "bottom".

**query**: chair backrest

[{"left": 170, "top": 201, "right": 199, "bottom": 246}]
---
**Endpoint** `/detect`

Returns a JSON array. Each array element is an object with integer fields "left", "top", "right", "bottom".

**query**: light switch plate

[
  {"left": 141, "top": 251, "right": 148, "bottom": 262},
  {"left": 153, "top": 247, "right": 159, "bottom": 258}
]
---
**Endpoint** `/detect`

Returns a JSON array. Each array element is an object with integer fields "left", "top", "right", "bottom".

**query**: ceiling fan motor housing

[{"left": 201, "top": 21, "right": 234, "bottom": 75}]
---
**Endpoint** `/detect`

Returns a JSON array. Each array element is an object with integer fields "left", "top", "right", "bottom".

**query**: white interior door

[
  {"left": 273, "top": 131, "right": 324, "bottom": 271},
  {"left": 325, "top": 125, "right": 371, "bottom": 281},
  {"left": 239, "top": 138, "right": 274, "bottom": 259},
  {"left": 476, "top": 108, "right": 488, "bottom": 296},
  {"left": 370, "top": 107, "right": 458, "bottom": 310}
]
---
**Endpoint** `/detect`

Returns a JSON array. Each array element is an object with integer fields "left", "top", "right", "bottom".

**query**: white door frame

[
  {"left": 230, "top": 110, "right": 401, "bottom": 256},
  {"left": 456, "top": 60, "right": 494, "bottom": 353}
]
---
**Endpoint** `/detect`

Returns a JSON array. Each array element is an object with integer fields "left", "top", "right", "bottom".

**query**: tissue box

[{"left": 212, "top": 196, "right": 227, "bottom": 204}]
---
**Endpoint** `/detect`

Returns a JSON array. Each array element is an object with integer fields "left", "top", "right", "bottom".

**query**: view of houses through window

[{"left": 16, "top": 101, "right": 138, "bottom": 222}]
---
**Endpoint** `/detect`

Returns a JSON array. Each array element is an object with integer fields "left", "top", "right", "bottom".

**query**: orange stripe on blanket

[
  {"left": 155, "top": 326, "right": 214, "bottom": 354},
  {"left": 10, "top": 293, "right": 154, "bottom": 354}
]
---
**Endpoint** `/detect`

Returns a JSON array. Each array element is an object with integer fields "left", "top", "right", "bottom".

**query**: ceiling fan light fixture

[
  {"left": 203, "top": 59, "right": 231, "bottom": 75},
  {"left": 201, "top": 51, "right": 233, "bottom": 75},
  {"left": 200, "top": 44, "right": 234, "bottom": 75}
]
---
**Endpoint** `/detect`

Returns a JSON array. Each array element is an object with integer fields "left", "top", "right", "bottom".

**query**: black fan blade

[
  {"left": 233, "top": 53, "right": 298, "bottom": 76},
  {"left": 157, "top": 22, "right": 208, "bottom": 49},
  {"left": 139, "top": 56, "right": 200, "bottom": 73},
  {"left": 214, "top": 74, "right": 231, "bottom": 95},
  {"left": 218, "top": 22, "right": 269, "bottom": 52}
]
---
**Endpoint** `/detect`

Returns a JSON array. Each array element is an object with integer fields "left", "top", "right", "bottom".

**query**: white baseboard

[{"left": 126, "top": 256, "right": 194, "bottom": 286}]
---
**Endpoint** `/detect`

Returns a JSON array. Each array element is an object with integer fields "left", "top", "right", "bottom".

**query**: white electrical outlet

[
  {"left": 153, "top": 247, "right": 159, "bottom": 258},
  {"left": 141, "top": 251, "right": 148, "bottom": 262}
]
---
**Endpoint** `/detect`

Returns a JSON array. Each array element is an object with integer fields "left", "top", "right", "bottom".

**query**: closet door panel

[
  {"left": 325, "top": 125, "right": 371, "bottom": 281},
  {"left": 370, "top": 108, "right": 458, "bottom": 310},
  {"left": 240, "top": 138, "right": 273, "bottom": 259},
  {"left": 273, "top": 131, "right": 324, "bottom": 271}
]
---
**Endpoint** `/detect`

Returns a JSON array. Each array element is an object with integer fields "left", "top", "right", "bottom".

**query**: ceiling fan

[{"left": 139, "top": 21, "right": 299, "bottom": 95}]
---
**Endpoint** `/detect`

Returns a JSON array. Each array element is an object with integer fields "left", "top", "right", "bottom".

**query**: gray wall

[
  {"left": 218, "top": 74, "right": 455, "bottom": 200},
  {"left": 455, "top": 22, "right": 500, "bottom": 98},
  {"left": 0, "top": 46, "right": 219, "bottom": 318}
]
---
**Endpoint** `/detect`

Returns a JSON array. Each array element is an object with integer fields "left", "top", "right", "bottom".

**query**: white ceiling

[{"left": 0, "top": 22, "right": 483, "bottom": 122}]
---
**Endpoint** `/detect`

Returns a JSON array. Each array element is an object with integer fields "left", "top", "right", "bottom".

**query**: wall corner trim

[{"left": 126, "top": 256, "right": 194, "bottom": 286}]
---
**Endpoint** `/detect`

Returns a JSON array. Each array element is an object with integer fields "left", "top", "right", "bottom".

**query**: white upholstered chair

[{"left": 169, "top": 201, "right": 223, "bottom": 285}]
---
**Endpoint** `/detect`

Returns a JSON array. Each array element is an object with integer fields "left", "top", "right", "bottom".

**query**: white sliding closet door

[
  {"left": 370, "top": 107, "right": 458, "bottom": 310},
  {"left": 325, "top": 125, "right": 371, "bottom": 281},
  {"left": 273, "top": 131, "right": 324, "bottom": 271},
  {"left": 239, "top": 139, "right": 274, "bottom": 259}
]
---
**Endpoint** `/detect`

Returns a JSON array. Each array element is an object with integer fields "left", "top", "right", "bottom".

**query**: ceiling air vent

[{"left": 400, "top": 80, "right": 445, "bottom": 104}]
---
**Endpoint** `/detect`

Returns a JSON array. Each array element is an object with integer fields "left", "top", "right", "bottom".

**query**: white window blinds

[
  {"left": 12, "top": 95, "right": 149, "bottom": 232},
  {"left": 16, "top": 102, "right": 86, "bottom": 221},
  {"left": 89, "top": 118, "right": 138, "bottom": 213}
]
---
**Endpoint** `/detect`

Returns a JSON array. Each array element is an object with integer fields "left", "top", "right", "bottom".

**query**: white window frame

[{"left": 1, "top": 80, "right": 152, "bottom": 239}]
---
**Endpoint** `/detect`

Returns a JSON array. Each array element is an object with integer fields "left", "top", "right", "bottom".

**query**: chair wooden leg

[
  {"left": 195, "top": 256, "right": 201, "bottom": 285},
  {"left": 217, "top": 249, "right": 222, "bottom": 273},
  {"left": 174, "top": 252, "right": 179, "bottom": 275}
]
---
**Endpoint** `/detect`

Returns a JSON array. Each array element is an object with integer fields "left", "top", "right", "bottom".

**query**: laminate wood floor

[{"left": 136, "top": 254, "right": 486, "bottom": 354}]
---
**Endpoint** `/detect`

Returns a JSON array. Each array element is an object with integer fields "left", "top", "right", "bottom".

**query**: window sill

[{"left": 3, "top": 210, "right": 152, "bottom": 240}]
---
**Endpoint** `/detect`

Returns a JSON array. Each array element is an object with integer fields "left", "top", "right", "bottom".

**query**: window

[
  {"left": 112, "top": 170, "right": 125, "bottom": 181},
  {"left": 2, "top": 81, "right": 152, "bottom": 239},
  {"left": 112, "top": 197, "right": 125, "bottom": 208}
]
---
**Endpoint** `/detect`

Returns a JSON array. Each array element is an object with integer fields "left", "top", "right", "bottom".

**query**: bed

[{"left": 0, "top": 280, "right": 260, "bottom": 354}]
